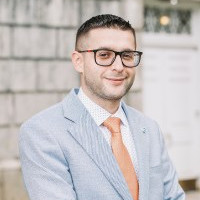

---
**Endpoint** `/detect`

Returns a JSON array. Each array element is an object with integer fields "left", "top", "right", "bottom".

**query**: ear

[{"left": 71, "top": 51, "right": 84, "bottom": 73}]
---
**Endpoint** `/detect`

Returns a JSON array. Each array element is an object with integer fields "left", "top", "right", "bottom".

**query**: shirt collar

[{"left": 78, "top": 88, "right": 128, "bottom": 126}]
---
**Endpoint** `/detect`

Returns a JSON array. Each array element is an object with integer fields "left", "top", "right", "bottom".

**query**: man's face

[{"left": 76, "top": 28, "right": 137, "bottom": 101}]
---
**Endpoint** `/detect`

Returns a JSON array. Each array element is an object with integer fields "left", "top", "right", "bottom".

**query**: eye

[
  {"left": 97, "top": 50, "right": 112, "bottom": 59},
  {"left": 122, "top": 52, "right": 134, "bottom": 60}
]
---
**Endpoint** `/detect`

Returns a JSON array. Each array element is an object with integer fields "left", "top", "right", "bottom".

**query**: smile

[
  {"left": 105, "top": 77, "right": 126, "bottom": 85},
  {"left": 106, "top": 77, "right": 126, "bottom": 81}
]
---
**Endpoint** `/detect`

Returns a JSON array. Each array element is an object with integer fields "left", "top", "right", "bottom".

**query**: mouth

[{"left": 105, "top": 77, "right": 126, "bottom": 85}]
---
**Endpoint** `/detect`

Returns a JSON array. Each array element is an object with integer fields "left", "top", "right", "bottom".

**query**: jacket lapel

[
  {"left": 122, "top": 103, "right": 150, "bottom": 200},
  {"left": 62, "top": 89, "right": 133, "bottom": 200}
]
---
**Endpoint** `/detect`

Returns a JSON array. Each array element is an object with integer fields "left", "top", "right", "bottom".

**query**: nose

[{"left": 111, "top": 55, "right": 124, "bottom": 72}]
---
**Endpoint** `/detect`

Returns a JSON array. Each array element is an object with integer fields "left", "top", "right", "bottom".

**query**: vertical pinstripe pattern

[
  {"left": 68, "top": 108, "right": 133, "bottom": 200},
  {"left": 64, "top": 89, "right": 150, "bottom": 200},
  {"left": 20, "top": 88, "right": 185, "bottom": 200}
]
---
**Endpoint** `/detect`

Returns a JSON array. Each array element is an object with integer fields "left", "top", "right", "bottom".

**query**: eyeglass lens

[{"left": 95, "top": 50, "right": 140, "bottom": 67}]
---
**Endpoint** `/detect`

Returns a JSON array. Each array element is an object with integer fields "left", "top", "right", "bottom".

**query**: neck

[
  {"left": 97, "top": 98, "right": 120, "bottom": 114},
  {"left": 81, "top": 88, "right": 121, "bottom": 114}
]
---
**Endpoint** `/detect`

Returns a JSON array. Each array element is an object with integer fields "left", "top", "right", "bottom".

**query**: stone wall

[{"left": 0, "top": 0, "right": 143, "bottom": 199}]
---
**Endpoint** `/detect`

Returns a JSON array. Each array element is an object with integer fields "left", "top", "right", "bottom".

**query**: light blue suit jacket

[{"left": 19, "top": 88, "right": 185, "bottom": 200}]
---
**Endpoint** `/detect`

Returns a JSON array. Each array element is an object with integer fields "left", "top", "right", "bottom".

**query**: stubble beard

[{"left": 84, "top": 76, "right": 134, "bottom": 102}]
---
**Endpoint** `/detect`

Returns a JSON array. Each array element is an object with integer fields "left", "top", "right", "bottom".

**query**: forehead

[{"left": 85, "top": 28, "right": 136, "bottom": 50}]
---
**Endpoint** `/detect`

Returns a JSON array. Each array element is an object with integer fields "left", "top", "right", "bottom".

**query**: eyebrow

[{"left": 96, "top": 47, "right": 136, "bottom": 51}]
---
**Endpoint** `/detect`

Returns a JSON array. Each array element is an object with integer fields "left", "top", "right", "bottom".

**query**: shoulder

[
  {"left": 124, "top": 104, "right": 162, "bottom": 140},
  {"left": 124, "top": 104, "right": 158, "bottom": 127},
  {"left": 19, "top": 98, "right": 71, "bottom": 144},
  {"left": 21, "top": 102, "right": 63, "bottom": 129}
]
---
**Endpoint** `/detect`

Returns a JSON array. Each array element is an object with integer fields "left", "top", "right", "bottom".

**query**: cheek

[
  {"left": 83, "top": 64, "right": 102, "bottom": 82},
  {"left": 82, "top": 62, "right": 93, "bottom": 76},
  {"left": 127, "top": 69, "right": 136, "bottom": 78},
  {"left": 83, "top": 61, "right": 105, "bottom": 79}
]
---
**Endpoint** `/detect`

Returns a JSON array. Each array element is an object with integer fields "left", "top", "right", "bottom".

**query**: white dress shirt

[{"left": 78, "top": 88, "right": 139, "bottom": 178}]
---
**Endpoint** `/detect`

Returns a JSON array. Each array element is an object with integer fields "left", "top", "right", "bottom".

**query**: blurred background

[{"left": 0, "top": 0, "right": 200, "bottom": 199}]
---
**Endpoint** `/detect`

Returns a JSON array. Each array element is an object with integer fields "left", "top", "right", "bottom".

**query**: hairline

[{"left": 75, "top": 27, "right": 136, "bottom": 51}]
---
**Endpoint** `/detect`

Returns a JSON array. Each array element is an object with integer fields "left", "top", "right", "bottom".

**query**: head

[
  {"left": 72, "top": 14, "right": 142, "bottom": 104},
  {"left": 75, "top": 14, "right": 136, "bottom": 51}
]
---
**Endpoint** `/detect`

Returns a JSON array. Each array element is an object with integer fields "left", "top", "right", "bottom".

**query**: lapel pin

[{"left": 141, "top": 127, "right": 146, "bottom": 134}]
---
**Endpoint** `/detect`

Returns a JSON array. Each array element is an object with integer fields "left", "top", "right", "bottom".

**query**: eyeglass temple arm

[{"left": 77, "top": 50, "right": 94, "bottom": 53}]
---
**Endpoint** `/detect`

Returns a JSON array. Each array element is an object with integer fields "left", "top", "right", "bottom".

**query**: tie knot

[{"left": 103, "top": 117, "right": 121, "bottom": 134}]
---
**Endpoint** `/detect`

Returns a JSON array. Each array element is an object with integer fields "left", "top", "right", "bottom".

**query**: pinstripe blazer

[{"left": 19, "top": 88, "right": 185, "bottom": 200}]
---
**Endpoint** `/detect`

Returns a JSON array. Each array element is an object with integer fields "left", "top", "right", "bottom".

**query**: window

[{"left": 144, "top": 6, "right": 191, "bottom": 34}]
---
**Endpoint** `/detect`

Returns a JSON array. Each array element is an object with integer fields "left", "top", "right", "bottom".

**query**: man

[{"left": 19, "top": 14, "right": 185, "bottom": 200}]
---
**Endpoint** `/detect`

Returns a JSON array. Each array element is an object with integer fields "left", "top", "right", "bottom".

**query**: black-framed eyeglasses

[{"left": 78, "top": 49, "right": 143, "bottom": 68}]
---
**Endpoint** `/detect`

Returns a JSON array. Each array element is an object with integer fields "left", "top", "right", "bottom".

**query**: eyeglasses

[{"left": 78, "top": 49, "right": 143, "bottom": 68}]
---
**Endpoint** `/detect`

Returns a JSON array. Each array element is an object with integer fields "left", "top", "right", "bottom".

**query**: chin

[{"left": 102, "top": 89, "right": 127, "bottom": 101}]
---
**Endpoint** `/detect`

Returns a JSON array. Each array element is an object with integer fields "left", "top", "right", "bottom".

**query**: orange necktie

[{"left": 103, "top": 117, "right": 139, "bottom": 200}]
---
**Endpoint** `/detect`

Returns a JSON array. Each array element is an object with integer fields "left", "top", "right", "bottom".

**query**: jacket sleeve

[
  {"left": 19, "top": 120, "right": 77, "bottom": 200},
  {"left": 158, "top": 125, "right": 185, "bottom": 200}
]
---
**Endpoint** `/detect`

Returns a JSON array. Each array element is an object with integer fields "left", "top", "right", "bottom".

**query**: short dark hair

[{"left": 75, "top": 14, "right": 136, "bottom": 50}]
